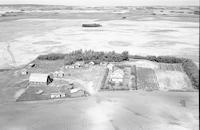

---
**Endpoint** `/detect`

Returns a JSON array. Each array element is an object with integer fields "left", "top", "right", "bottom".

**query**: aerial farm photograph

[{"left": 0, "top": 0, "right": 199, "bottom": 130}]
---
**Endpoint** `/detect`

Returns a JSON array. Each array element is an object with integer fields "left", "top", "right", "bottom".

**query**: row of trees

[
  {"left": 37, "top": 50, "right": 129, "bottom": 65},
  {"left": 129, "top": 55, "right": 185, "bottom": 63},
  {"left": 65, "top": 50, "right": 129, "bottom": 65}
]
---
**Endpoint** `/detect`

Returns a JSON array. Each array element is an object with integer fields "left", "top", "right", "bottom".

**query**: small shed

[
  {"left": 29, "top": 73, "right": 53, "bottom": 85},
  {"left": 21, "top": 69, "right": 28, "bottom": 75},
  {"left": 65, "top": 65, "right": 75, "bottom": 69},
  {"left": 50, "top": 93, "right": 66, "bottom": 99},
  {"left": 53, "top": 71, "right": 64, "bottom": 78},
  {"left": 70, "top": 88, "right": 86, "bottom": 98},
  {"left": 74, "top": 61, "right": 85, "bottom": 68}
]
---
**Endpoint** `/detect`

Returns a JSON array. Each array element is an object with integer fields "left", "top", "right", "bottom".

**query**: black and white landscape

[{"left": 0, "top": 2, "right": 199, "bottom": 130}]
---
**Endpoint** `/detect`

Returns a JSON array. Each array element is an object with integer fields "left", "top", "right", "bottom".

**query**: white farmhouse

[{"left": 110, "top": 69, "right": 124, "bottom": 83}]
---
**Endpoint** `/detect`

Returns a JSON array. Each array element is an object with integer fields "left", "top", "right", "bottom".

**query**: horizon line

[{"left": 0, "top": 4, "right": 199, "bottom": 7}]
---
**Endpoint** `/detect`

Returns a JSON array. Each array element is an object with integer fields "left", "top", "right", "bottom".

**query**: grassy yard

[
  {"left": 17, "top": 64, "right": 107, "bottom": 101},
  {"left": 27, "top": 59, "right": 65, "bottom": 73},
  {"left": 64, "top": 66, "right": 107, "bottom": 91}
]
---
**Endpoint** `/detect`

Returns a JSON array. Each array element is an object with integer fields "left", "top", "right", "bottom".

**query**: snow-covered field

[
  {"left": 0, "top": 91, "right": 198, "bottom": 130},
  {"left": 0, "top": 18, "right": 199, "bottom": 68}
]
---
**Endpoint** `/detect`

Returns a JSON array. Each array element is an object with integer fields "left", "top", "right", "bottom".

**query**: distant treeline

[
  {"left": 37, "top": 50, "right": 199, "bottom": 89},
  {"left": 130, "top": 55, "right": 199, "bottom": 89}
]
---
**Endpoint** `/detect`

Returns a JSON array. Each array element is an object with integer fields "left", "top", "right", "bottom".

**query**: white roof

[
  {"left": 111, "top": 69, "right": 124, "bottom": 79},
  {"left": 70, "top": 88, "right": 82, "bottom": 93},
  {"left": 89, "top": 61, "right": 95, "bottom": 64},
  {"left": 29, "top": 73, "right": 49, "bottom": 83}
]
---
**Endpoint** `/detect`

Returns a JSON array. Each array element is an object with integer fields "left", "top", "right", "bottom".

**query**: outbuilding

[
  {"left": 21, "top": 69, "right": 28, "bottom": 75},
  {"left": 70, "top": 88, "right": 86, "bottom": 98},
  {"left": 29, "top": 73, "right": 53, "bottom": 85},
  {"left": 89, "top": 61, "right": 95, "bottom": 65},
  {"left": 50, "top": 93, "right": 66, "bottom": 99},
  {"left": 74, "top": 61, "right": 85, "bottom": 68},
  {"left": 53, "top": 71, "right": 64, "bottom": 78}
]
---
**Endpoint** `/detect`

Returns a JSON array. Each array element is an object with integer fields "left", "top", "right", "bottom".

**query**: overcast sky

[{"left": 0, "top": 0, "right": 199, "bottom": 6}]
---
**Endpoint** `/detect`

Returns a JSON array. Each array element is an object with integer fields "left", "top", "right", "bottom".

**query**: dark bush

[
  {"left": 122, "top": 51, "right": 129, "bottom": 60},
  {"left": 82, "top": 23, "right": 102, "bottom": 27}
]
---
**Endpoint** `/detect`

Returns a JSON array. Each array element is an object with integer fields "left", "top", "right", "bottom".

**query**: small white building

[
  {"left": 70, "top": 88, "right": 81, "bottom": 93},
  {"left": 65, "top": 65, "right": 75, "bottom": 69},
  {"left": 70, "top": 88, "right": 86, "bottom": 97},
  {"left": 29, "top": 73, "right": 52, "bottom": 85},
  {"left": 89, "top": 61, "right": 95, "bottom": 65},
  {"left": 53, "top": 71, "right": 64, "bottom": 78},
  {"left": 110, "top": 69, "right": 124, "bottom": 83},
  {"left": 107, "top": 63, "right": 114, "bottom": 71},
  {"left": 50, "top": 93, "right": 66, "bottom": 99}
]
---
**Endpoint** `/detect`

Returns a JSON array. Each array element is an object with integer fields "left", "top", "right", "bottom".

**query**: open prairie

[{"left": 0, "top": 6, "right": 199, "bottom": 68}]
